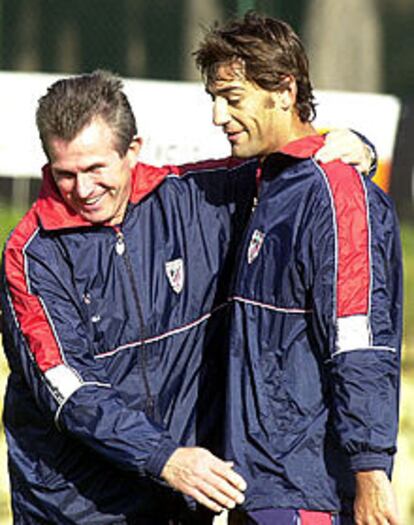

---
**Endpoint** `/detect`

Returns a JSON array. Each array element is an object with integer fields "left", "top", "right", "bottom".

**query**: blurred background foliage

[
  {"left": 0, "top": 0, "right": 413, "bottom": 98},
  {"left": 1, "top": 0, "right": 414, "bottom": 523}
]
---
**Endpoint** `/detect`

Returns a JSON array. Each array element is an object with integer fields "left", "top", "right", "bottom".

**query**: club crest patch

[
  {"left": 165, "top": 258, "right": 184, "bottom": 293},
  {"left": 247, "top": 229, "right": 265, "bottom": 264}
]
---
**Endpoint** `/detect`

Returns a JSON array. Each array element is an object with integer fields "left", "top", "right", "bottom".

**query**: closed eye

[
  {"left": 53, "top": 169, "right": 76, "bottom": 180},
  {"left": 87, "top": 163, "right": 106, "bottom": 174},
  {"left": 228, "top": 97, "right": 241, "bottom": 106}
]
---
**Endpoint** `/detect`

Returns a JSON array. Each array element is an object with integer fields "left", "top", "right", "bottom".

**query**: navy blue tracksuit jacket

[
  {"left": 224, "top": 135, "right": 402, "bottom": 516},
  {"left": 1, "top": 159, "right": 256, "bottom": 524}
]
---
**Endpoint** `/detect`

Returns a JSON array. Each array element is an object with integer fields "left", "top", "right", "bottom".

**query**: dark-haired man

[
  {"left": 195, "top": 11, "right": 402, "bottom": 525},
  {"left": 1, "top": 69, "right": 377, "bottom": 524}
]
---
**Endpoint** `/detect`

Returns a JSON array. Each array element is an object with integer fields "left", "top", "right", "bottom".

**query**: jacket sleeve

[
  {"left": 352, "top": 129, "right": 378, "bottom": 178},
  {"left": 309, "top": 159, "right": 402, "bottom": 473},
  {"left": 1, "top": 222, "right": 178, "bottom": 479}
]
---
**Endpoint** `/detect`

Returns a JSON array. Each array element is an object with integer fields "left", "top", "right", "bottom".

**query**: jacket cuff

[
  {"left": 349, "top": 451, "right": 393, "bottom": 472},
  {"left": 145, "top": 436, "right": 179, "bottom": 478},
  {"left": 351, "top": 128, "right": 377, "bottom": 178}
]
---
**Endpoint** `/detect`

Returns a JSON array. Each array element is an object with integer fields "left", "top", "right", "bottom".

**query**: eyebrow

[
  {"left": 52, "top": 168, "right": 75, "bottom": 177},
  {"left": 206, "top": 84, "right": 244, "bottom": 97},
  {"left": 52, "top": 162, "right": 105, "bottom": 176}
]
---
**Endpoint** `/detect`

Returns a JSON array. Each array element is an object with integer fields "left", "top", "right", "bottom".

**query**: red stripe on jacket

[
  {"left": 4, "top": 207, "right": 64, "bottom": 372},
  {"left": 322, "top": 161, "right": 370, "bottom": 317}
]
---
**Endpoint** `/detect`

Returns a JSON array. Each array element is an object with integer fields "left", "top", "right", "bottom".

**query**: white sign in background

[{"left": 0, "top": 71, "right": 401, "bottom": 178}]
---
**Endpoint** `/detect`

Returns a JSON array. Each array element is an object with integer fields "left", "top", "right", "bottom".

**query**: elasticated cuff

[
  {"left": 349, "top": 451, "right": 393, "bottom": 473},
  {"left": 145, "top": 436, "right": 180, "bottom": 478}
]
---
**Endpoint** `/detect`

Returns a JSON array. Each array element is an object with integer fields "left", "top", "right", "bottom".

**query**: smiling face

[
  {"left": 49, "top": 117, "right": 141, "bottom": 225},
  {"left": 207, "top": 61, "right": 298, "bottom": 159}
]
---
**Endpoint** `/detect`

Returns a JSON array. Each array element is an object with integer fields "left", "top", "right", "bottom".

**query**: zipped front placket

[
  {"left": 114, "top": 228, "right": 155, "bottom": 418},
  {"left": 228, "top": 166, "right": 261, "bottom": 293}
]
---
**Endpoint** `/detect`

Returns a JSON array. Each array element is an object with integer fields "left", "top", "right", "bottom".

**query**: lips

[
  {"left": 86, "top": 196, "right": 101, "bottom": 205},
  {"left": 79, "top": 193, "right": 106, "bottom": 210},
  {"left": 226, "top": 130, "right": 245, "bottom": 143}
]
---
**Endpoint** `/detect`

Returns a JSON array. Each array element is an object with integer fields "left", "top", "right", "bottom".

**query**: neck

[{"left": 261, "top": 119, "right": 317, "bottom": 162}]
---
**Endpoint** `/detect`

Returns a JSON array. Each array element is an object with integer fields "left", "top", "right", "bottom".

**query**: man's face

[
  {"left": 49, "top": 118, "right": 139, "bottom": 225},
  {"left": 207, "top": 62, "right": 292, "bottom": 158}
]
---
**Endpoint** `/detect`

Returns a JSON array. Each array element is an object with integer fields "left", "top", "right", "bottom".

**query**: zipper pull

[
  {"left": 115, "top": 231, "right": 125, "bottom": 255},
  {"left": 146, "top": 396, "right": 155, "bottom": 418},
  {"left": 251, "top": 196, "right": 259, "bottom": 213}
]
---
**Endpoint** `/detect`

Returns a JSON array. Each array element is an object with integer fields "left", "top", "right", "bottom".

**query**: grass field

[
  {"left": 0, "top": 207, "right": 413, "bottom": 524},
  {"left": 402, "top": 224, "right": 414, "bottom": 354},
  {"left": 0, "top": 205, "right": 26, "bottom": 249}
]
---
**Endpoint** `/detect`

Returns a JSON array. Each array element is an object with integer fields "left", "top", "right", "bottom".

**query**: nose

[
  {"left": 75, "top": 171, "right": 95, "bottom": 199},
  {"left": 213, "top": 98, "right": 231, "bottom": 127}
]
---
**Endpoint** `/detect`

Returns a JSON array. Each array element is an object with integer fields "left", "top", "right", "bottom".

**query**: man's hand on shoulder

[
  {"left": 161, "top": 447, "right": 246, "bottom": 513},
  {"left": 354, "top": 470, "right": 400, "bottom": 525},
  {"left": 315, "top": 128, "right": 375, "bottom": 175}
]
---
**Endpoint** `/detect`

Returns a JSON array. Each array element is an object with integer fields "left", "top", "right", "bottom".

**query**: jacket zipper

[
  {"left": 229, "top": 167, "right": 261, "bottom": 292},
  {"left": 115, "top": 230, "right": 155, "bottom": 418}
]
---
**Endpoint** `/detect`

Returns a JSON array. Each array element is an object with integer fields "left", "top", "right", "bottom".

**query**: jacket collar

[
  {"left": 35, "top": 162, "right": 168, "bottom": 231},
  {"left": 260, "top": 134, "right": 324, "bottom": 179},
  {"left": 278, "top": 133, "right": 325, "bottom": 158}
]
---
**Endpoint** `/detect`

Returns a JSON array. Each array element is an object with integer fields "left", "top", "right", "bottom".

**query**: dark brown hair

[
  {"left": 36, "top": 70, "right": 137, "bottom": 158},
  {"left": 194, "top": 11, "right": 316, "bottom": 122}
]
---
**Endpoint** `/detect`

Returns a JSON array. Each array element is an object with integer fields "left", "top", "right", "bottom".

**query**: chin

[
  {"left": 231, "top": 144, "right": 259, "bottom": 159},
  {"left": 231, "top": 148, "right": 251, "bottom": 159},
  {"left": 80, "top": 211, "right": 109, "bottom": 224}
]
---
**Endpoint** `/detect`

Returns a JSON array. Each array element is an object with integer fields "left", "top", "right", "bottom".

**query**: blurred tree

[
  {"left": 39, "top": 2, "right": 80, "bottom": 73},
  {"left": 256, "top": 0, "right": 307, "bottom": 30},
  {"left": 73, "top": 0, "right": 128, "bottom": 74},
  {"left": 380, "top": 0, "right": 414, "bottom": 99},
  {"left": 180, "top": 0, "right": 308, "bottom": 81},
  {"left": 1, "top": 0, "right": 41, "bottom": 71},
  {"left": 139, "top": 0, "right": 186, "bottom": 80},
  {"left": 182, "top": 0, "right": 223, "bottom": 81},
  {"left": 303, "top": 0, "right": 383, "bottom": 92},
  {"left": 0, "top": 0, "right": 412, "bottom": 98},
  {"left": 125, "top": 0, "right": 146, "bottom": 77}
]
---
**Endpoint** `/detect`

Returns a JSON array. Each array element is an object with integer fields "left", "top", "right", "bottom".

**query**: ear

[
  {"left": 126, "top": 136, "right": 143, "bottom": 167},
  {"left": 278, "top": 75, "right": 297, "bottom": 111}
]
